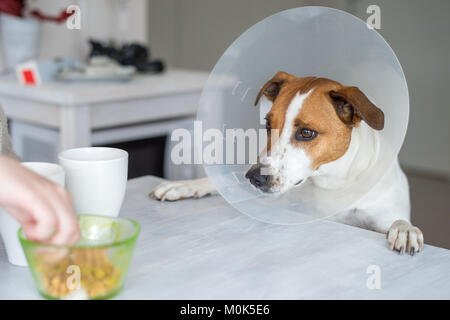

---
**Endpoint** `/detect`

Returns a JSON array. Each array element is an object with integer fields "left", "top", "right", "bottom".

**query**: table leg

[{"left": 60, "top": 104, "right": 91, "bottom": 151}]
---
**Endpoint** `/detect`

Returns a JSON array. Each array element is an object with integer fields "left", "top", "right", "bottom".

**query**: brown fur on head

[{"left": 246, "top": 71, "right": 384, "bottom": 192}]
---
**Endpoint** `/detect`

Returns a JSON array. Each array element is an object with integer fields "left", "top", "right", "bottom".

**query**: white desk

[
  {"left": 0, "top": 175, "right": 449, "bottom": 299},
  {"left": 0, "top": 69, "right": 208, "bottom": 161}
]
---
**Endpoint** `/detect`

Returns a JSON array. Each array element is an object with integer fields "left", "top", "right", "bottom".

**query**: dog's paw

[
  {"left": 149, "top": 179, "right": 213, "bottom": 201},
  {"left": 386, "top": 220, "right": 424, "bottom": 255}
]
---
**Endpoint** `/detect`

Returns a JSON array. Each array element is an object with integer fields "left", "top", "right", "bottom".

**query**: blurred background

[{"left": 0, "top": 0, "right": 448, "bottom": 248}]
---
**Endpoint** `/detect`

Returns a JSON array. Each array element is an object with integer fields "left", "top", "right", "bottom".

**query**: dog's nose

[{"left": 245, "top": 165, "right": 271, "bottom": 189}]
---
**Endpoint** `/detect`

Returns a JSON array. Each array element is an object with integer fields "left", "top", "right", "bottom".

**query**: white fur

[
  {"left": 259, "top": 90, "right": 313, "bottom": 193},
  {"left": 150, "top": 178, "right": 216, "bottom": 201}
]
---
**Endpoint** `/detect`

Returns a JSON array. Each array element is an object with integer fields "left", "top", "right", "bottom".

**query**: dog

[{"left": 150, "top": 71, "right": 423, "bottom": 255}]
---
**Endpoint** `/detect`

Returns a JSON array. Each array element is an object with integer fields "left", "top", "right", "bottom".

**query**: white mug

[
  {"left": 0, "top": 162, "right": 65, "bottom": 266},
  {"left": 58, "top": 147, "right": 128, "bottom": 217}
]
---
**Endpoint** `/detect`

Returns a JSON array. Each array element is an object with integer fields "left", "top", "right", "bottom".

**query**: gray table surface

[{"left": 1, "top": 175, "right": 449, "bottom": 299}]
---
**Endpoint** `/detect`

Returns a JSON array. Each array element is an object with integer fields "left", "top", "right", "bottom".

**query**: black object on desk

[{"left": 88, "top": 39, "right": 165, "bottom": 73}]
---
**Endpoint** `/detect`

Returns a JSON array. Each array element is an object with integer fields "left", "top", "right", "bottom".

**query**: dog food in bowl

[{"left": 19, "top": 214, "right": 140, "bottom": 300}]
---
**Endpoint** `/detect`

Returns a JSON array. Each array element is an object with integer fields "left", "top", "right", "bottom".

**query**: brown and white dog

[{"left": 151, "top": 71, "right": 423, "bottom": 255}]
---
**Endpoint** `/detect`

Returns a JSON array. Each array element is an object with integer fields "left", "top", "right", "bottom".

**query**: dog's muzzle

[{"left": 245, "top": 164, "right": 272, "bottom": 192}]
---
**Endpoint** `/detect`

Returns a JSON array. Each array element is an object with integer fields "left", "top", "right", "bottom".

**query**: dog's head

[{"left": 245, "top": 71, "right": 384, "bottom": 193}]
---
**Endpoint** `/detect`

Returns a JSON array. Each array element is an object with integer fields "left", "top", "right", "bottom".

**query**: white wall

[
  {"left": 0, "top": 0, "right": 148, "bottom": 68},
  {"left": 147, "top": 0, "right": 450, "bottom": 177}
]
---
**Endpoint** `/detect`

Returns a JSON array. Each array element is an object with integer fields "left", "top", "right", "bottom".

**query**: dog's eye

[
  {"left": 265, "top": 118, "right": 271, "bottom": 131},
  {"left": 295, "top": 128, "right": 317, "bottom": 141}
]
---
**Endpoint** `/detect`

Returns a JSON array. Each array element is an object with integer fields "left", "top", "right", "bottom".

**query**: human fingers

[{"left": 47, "top": 186, "right": 81, "bottom": 245}]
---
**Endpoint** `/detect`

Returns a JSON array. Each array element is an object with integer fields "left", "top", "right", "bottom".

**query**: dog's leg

[
  {"left": 150, "top": 178, "right": 217, "bottom": 201},
  {"left": 386, "top": 219, "right": 424, "bottom": 255},
  {"left": 333, "top": 161, "right": 424, "bottom": 255},
  {"left": 332, "top": 209, "right": 424, "bottom": 256}
]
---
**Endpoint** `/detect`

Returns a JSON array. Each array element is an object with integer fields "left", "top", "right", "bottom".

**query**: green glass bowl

[{"left": 18, "top": 214, "right": 140, "bottom": 300}]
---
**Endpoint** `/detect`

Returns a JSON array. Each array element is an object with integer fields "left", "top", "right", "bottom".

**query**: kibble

[{"left": 35, "top": 247, "right": 122, "bottom": 299}]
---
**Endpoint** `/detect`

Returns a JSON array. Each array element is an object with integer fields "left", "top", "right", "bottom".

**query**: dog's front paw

[
  {"left": 386, "top": 220, "right": 424, "bottom": 255},
  {"left": 149, "top": 179, "right": 212, "bottom": 201}
]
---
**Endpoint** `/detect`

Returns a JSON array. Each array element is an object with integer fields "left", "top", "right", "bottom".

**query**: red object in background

[
  {"left": 22, "top": 69, "right": 36, "bottom": 85},
  {"left": 0, "top": 0, "right": 74, "bottom": 23},
  {"left": 30, "top": 9, "right": 74, "bottom": 23},
  {"left": 0, "top": 0, "right": 25, "bottom": 17}
]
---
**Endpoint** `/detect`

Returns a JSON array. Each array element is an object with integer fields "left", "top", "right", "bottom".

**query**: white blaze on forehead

[
  {"left": 261, "top": 89, "right": 314, "bottom": 192},
  {"left": 280, "top": 89, "right": 313, "bottom": 143}
]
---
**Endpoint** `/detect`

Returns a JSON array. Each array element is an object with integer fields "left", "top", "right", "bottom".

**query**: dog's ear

[
  {"left": 254, "top": 71, "right": 295, "bottom": 106},
  {"left": 329, "top": 86, "right": 384, "bottom": 130}
]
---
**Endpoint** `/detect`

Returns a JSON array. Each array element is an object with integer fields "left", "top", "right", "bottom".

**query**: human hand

[{"left": 0, "top": 156, "right": 80, "bottom": 245}]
